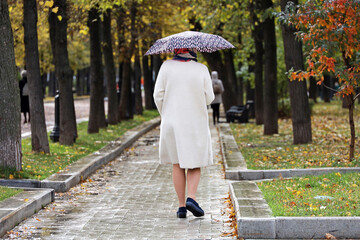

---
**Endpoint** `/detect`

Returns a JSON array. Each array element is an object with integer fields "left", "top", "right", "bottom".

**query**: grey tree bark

[
  {"left": 23, "top": 0, "right": 50, "bottom": 153},
  {"left": 88, "top": 6, "right": 106, "bottom": 133},
  {"left": 0, "top": 0, "right": 22, "bottom": 170},
  {"left": 116, "top": 5, "right": 126, "bottom": 122},
  {"left": 102, "top": 9, "right": 118, "bottom": 125},
  {"left": 142, "top": 40, "right": 155, "bottom": 110},
  {"left": 250, "top": 0, "right": 265, "bottom": 125},
  {"left": 281, "top": 0, "right": 312, "bottom": 144},
  {"left": 119, "top": 1, "right": 138, "bottom": 120},
  {"left": 49, "top": 0, "right": 77, "bottom": 145},
  {"left": 134, "top": 47, "right": 143, "bottom": 115},
  {"left": 263, "top": 0, "right": 278, "bottom": 135}
]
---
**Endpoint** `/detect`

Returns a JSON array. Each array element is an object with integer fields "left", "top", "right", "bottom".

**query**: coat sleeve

[
  {"left": 204, "top": 69, "right": 215, "bottom": 105},
  {"left": 153, "top": 64, "right": 166, "bottom": 115}
]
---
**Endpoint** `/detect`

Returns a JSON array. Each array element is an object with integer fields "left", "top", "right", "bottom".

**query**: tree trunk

[
  {"left": 309, "top": 76, "right": 317, "bottom": 102},
  {"left": 263, "top": 0, "right": 278, "bottom": 135},
  {"left": 23, "top": 0, "right": 49, "bottom": 153},
  {"left": 142, "top": 41, "right": 154, "bottom": 110},
  {"left": 322, "top": 73, "right": 330, "bottom": 102},
  {"left": 119, "top": 0, "right": 139, "bottom": 120},
  {"left": 281, "top": 0, "right": 312, "bottom": 144},
  {"left": 247, "top": 58, "right": 256, "bottom": 118},
  {"left": 119, "top": 58, "right": 133, "bottom": 120},
  {"left": 116, "top": 5, "right": 126, "bottom": 122},
  {"left": 102, "top": 9, "right": 118, "bottom": 125},
  {"left": 251, "top": 0, "right": 265, "bottom": 125},
  {"left": 151, "top": 54, "right": 162, "bottom": 85},
  {"left": 88, "top": 7, "right": 106, "bottom": 133},
  {"left": 134, "top": 47, "right": 143, "bottom": 115},
  {"left": 0, "top": 0, "right": 22, "bottom": 170},
  {"left": 346, "top": 95, "right": 355, "bottom": 160},
  {"left": 236, "top": 33, "right": 244, "bottom": 106},
  {"left": 48, "top": 71, "right": 56, "bottom": 97},
  {"left": 224, "top": 49, "right": 240, "bottom": 106},
  {"left": 49, "top": 0, "right": 77, "bottom": 145}
]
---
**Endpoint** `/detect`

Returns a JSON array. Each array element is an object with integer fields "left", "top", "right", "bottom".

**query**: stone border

[
  {"left": 229, "top": 181, "right": 360, "bottom": 239},
  {"left": 222, "top": 122, "right": 360, "bottom": 239},
  {"left": 1, "top": 117, "right": 160, "bottom": 192},
  {"left": 0, "top": 188, "right": 54, "bottom": 237},
  {"left": 219, "top": 123, "right": 360, "bottom": 180}
]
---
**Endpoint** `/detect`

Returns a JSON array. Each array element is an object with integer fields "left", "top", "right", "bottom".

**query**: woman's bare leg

[
  {"left": 187, "top": 168, "right": 201, "bottom": 200},
  {"left": 172, "top": 164, "right": 186, "bottom": 207}
]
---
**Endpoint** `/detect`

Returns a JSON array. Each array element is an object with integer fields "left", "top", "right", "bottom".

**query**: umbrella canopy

[{"left": 144, "top": 31, "right": 235, "bottom": 55}]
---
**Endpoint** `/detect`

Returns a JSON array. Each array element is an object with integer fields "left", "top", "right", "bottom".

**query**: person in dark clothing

[{"left": 19, "top": 70, "right": 30, "bottom": 123}]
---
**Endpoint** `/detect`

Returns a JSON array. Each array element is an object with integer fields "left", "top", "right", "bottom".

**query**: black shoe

[
  {"left": 186, "top": 197, "right": 204, "bottom": 217},
  {"left": 177, "top": 207, "right": 187, "bottom": 218}
]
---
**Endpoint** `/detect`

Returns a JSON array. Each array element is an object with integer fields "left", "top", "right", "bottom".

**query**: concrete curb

[
  {"left": 219, "top": 122, "right": 360, "bottom": 180},
  {"left": 0, "top": 188, "right": 54, "bottom": 237},
  {"left": 1, "top": 117, "right": 160, "bottom": 192},
  {"left": 226, "top": 167, "right": 360, "bottom": 180},
  {"left": 223, "top": 121, "right": 360, "bottom": 239},
  {"left": 230, "top": 181, "right": 360, "bottom": 239}
]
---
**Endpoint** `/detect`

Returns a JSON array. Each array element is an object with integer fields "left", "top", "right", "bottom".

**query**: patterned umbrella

[{"left": 144, "top": 31, "right": 235, "bottom": 55}]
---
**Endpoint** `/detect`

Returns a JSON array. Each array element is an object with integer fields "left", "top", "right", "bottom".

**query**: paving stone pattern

[{"left": 3, "top": 126, "right": 236, "bottom": 240}]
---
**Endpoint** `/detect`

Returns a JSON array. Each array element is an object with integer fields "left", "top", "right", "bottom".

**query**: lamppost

[{"left": 50, "top": 90, "right": 60, "bottom": 142}]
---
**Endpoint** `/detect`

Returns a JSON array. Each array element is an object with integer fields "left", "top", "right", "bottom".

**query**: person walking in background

[
  {"left": 19, "top": 70, "right": 30, "bottom": 123},
  {"left": 153, "top": 48, "right": 215, "bottom": 218},
  {"left": 210, "top": 71, "right": 224, "bottom": 125}
]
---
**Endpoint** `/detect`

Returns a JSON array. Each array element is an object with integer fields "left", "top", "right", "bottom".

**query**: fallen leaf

[{"left": 325, "top": 233, "right": 336, "bottom": 239}]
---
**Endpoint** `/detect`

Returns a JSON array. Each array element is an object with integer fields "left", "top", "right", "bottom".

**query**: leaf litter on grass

[
  {"left": 231, "top": 101, "right": 360, "bottom": 170},
  {"left": 257, "top": 172, "right": 360, "bottom": 216}
]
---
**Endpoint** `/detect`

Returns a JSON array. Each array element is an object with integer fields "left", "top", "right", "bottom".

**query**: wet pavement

[{"left": 4, "top": 121, "right": 237, "bottom": 239}]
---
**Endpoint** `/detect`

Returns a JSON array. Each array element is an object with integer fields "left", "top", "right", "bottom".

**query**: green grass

[
  {"left": 0, "top": 186, "right": 23, "bottom": 201},
  {"left": 0, "top": 110, "right": 159, "bottom": 180},
  {"left": 257, "top": 172, "right": 360, "bottom": 216},
  {"left": 231, "top": 100, "right": 360, "bottom": 169}
]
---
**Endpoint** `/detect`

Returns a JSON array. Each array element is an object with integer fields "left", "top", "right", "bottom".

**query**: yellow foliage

[
  {"left": 52, "top": 7, "right": 59, "bottom": 14},
  {"left": 44, "top": 0, "right": 54, "bottom": 8}
]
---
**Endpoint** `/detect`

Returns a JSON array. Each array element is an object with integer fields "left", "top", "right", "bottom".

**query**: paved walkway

[
  {"left": 21, "top": 98, "right": 96, "bottom": 138},
  {"left": 4, "top": 122, "right": 237, "bottom": 239}
]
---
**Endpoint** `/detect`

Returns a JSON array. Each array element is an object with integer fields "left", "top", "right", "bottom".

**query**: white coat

[{"left": 153, "top": 60, "right": 215, "bottom": 169}]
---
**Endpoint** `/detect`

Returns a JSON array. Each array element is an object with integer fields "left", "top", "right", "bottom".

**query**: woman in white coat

[{"left": 153, "top": 48, "right": 215, "bottom": 218}]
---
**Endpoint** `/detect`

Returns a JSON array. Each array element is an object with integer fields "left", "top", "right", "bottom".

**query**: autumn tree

[
  {"left": 23, "top": 0, "right": 50, "bottom": 153},
  {"left": 279, "top": 0, "right": 312, "bottom": 144},
  {"left": 88, "top": 5, "right": 106, "bottom": 133},
  {"left": 118, "top": 0, "right": 136, "bottom": 120},
  {"left": 284, "top": 0, "right": 360, "bottom": 159},
  {"left": 249, "top": 0, "right": 265, "bottom": 125},
  {"left": 189, "top": 0, "right": 245, "bottom": 111},
  {"left": 0, "top": 0, "right": 22, "bottom": 170},
  {"left": 102, "top": 8, "right": 118, "bottom": 124},
  {"left": 49, "top": 0, "right": 77, "bottom": 145},
  {"left": 263, "top": 0, "right": 278, "bottom": 135}
]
